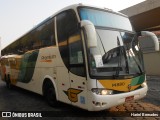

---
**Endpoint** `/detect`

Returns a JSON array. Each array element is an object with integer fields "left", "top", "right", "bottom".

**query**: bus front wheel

[{"left": 44, "top": 81, "right": 58, "bottom": 107}]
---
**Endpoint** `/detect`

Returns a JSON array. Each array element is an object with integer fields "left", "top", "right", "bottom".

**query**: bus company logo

[
  {"left": 64, "top": 88, "right": 82, "bottom": 102},
  {"left": 41, "top": 55, "right": 56, "bottom": 62},
  {"left": 2, "top": 112, "right": 11, "bottom": 117},
  {"left": 112, "top": 82, "right": 125, "bottom": 87}
]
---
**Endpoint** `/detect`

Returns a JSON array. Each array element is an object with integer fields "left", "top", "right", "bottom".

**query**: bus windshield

[
  {"left": 79, "top": 7, "right": 133, "bottom": 31},
  {"left": 79, "top": 7, "right": 144, "bottom": 78}
]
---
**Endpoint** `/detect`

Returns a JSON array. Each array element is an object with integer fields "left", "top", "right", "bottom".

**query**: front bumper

[{"left": 87, "top": 83, "right": 148, "bottom": 111}]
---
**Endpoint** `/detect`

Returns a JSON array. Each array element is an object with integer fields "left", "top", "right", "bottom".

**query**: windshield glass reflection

[{"left": 88, "top": 29, "right": 144, "bottom": 78}]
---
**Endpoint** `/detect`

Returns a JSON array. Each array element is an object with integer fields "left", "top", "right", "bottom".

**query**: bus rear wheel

[
  {"left": 44, "top": 82, "right": 58, "bottom": 107},
  {"left": 5, "top": 75, "right": 12, "bottom": 89}
]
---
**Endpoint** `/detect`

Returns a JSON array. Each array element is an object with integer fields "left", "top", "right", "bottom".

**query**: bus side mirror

[
  {"left": 138, "top": 31, "right": 159, "bottom": 52},
  {"left": 80, "top": 20, "right": 97, "bottom": 48}
]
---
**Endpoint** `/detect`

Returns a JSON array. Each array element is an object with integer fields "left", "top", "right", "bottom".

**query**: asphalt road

[{"left": 0, "top": 76, "right": 160, "bottom": 120}]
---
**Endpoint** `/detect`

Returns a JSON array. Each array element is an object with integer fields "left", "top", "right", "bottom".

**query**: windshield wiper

[
  {"left": 113, "top": 37, "right": 122, "bottom": 79},
  {"left": 129, "top": 34, "right": 143, "bottom": 74},
  {"left": 128, "top": 49, "right": 143, "bottom": 74},
  {"left": 119, "top": 32, "right": 130, "bottom": 74},
  {"left": 96, "top": 31, "right": 106, "bottom": 54},
  {"left": 96, "top": 31, "right": 110, "bottom": 64},
  {"left": 121, "top": 33, "right": 143, "bottom": 74}
]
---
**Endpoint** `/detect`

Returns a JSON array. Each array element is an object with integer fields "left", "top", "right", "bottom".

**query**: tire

[
  {"left": 44, "top": 82, "right": 58, "bottom": 107},
  {"left": 6, "top": 75, "right": 12, "bottom": 89}
]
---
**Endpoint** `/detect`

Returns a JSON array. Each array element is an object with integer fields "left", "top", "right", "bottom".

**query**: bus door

[{"left": 68, "top": 35, "right": 87, "bottom": 109}]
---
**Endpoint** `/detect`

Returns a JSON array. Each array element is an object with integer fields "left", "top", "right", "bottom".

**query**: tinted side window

[
  {"left": 57, "top": 10, "right": 85, "bottom": 76},
  {"left": 8, "top": 18, "right": 56, "bottom": 55},
  {"left": 57, "top": 11, "right": 70, "bottom": 68},
  {"left": 34, "top": 18, "right": 56, "bottom": 49}
]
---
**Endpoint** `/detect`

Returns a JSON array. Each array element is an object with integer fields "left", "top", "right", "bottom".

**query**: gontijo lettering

[{"left": 41, "top": 55, "right": 56, "bottom": 60}]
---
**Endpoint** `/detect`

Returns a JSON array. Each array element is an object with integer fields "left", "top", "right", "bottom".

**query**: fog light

[{"left": 91, "top": 88, "right": 113, "bottom": 95}]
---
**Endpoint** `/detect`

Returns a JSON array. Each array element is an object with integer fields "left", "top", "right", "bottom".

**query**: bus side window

[
  {"left": 27, "top": 18, "right": 56, "bottom": 50},
  {"left": 57, "top": 10, "right": 85, "bottom": 77},
  {"left": 57, "top": 11, "right": 69, "bottom": 68},
  {"left": 36, "top": 18, "right": 56, "bottom": 48}
]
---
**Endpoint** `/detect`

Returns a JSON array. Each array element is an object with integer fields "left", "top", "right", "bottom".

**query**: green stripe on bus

[
  {"left": 18, "top": 50, "right": 39, "bottom": 83},
  {"left": 131, "top": 75, "right": 145, "bottom": 86}
]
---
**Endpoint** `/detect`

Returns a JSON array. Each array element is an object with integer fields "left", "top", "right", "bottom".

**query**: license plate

[{"left": 125, "top": 96, "right": 134, "bottom": 102}]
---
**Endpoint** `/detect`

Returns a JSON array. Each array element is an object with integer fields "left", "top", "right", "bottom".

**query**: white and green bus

[{"left": 0, "top": 4, "right": 149, "bottom": 111}]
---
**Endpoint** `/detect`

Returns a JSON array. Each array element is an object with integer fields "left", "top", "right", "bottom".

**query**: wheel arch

[{"left": 42, "top": 75, "right": 58, "bottom": 100}]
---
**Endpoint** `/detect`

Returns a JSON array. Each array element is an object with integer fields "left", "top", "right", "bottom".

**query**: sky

[{"left": 0, "top": 0, "right": 145, "bottom": 49}]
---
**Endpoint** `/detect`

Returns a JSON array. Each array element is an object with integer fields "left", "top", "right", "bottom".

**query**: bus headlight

[
  {"left": 101, "top": 90, "right": 108, "bottom": 95},
  {"left": 91, "top": 88, "right": 113, "bottom": 95}
]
